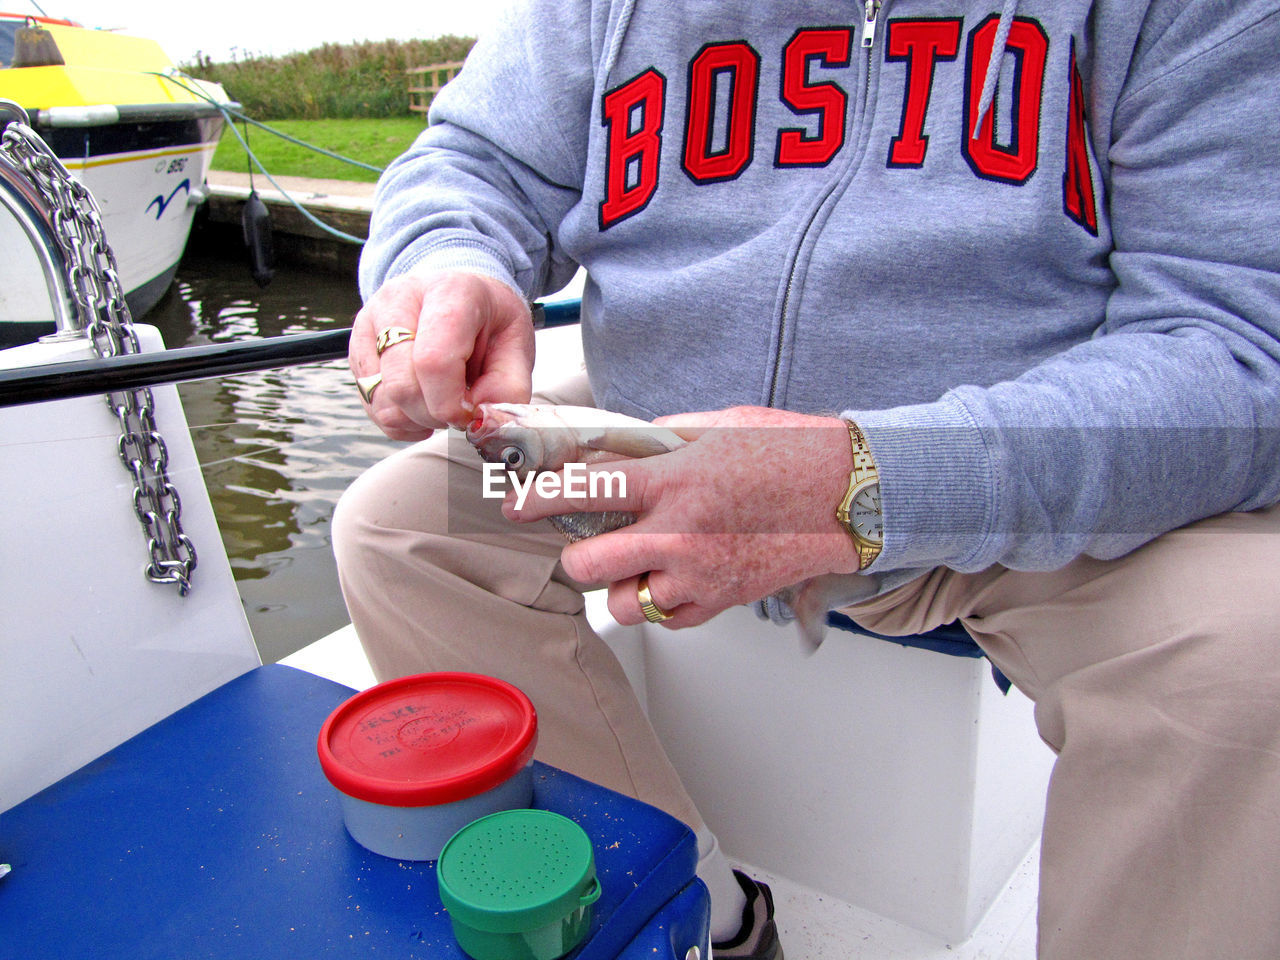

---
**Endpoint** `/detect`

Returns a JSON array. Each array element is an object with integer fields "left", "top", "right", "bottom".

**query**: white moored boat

[{"left": 0, "top": 13, "right": 230, "bottom": 329}]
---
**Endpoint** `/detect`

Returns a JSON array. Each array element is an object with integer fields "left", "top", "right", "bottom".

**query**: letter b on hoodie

[{"left": 600, "top": 69, "right": 666, "bottom": 228}]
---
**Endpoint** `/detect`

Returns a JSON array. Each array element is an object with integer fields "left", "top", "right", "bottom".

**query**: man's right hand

[{"left": 350, "top": 270, "right": 536, "bottom": 442}]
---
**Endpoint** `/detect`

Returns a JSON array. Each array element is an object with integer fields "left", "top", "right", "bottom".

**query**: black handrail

[
  {"left": 0, "top": 329, "right": 352, "bottom": 407},
  {"left": 0, "top": 299, "right": 582, "bottom": 408}
]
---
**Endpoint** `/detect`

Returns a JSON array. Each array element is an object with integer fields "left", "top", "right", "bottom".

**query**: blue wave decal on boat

[{"left": 147, "top": 179, "right": 191, "bottom": 219}]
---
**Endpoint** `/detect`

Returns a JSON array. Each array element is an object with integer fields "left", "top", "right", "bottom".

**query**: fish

[
  {"left": 467, "top": 402, "right": 685, "bottom": 541},
  {"left": 465, "top": 402, "right": 880, "bottom": 652}
]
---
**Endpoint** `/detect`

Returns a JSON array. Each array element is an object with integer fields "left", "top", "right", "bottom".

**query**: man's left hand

[{"left": 504, "top": 405, "right": 860, "bottom": 628}]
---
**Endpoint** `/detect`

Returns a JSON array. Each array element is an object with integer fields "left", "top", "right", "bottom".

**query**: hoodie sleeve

[
  {"left": 851, "top": 5, "right": 1280, "bottom": 575},
  {"left": 357, "top": 0, "right": 603, "bottom": 302}
]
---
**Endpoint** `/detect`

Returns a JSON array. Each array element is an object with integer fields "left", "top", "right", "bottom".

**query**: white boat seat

[{"left": 827, "top": 612, "right": 1013, "bottom": 692}]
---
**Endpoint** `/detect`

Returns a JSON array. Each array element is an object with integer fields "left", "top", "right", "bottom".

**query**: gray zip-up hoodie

[{"left": 361, "top": 0, "right": 1280, "bottom": 591}]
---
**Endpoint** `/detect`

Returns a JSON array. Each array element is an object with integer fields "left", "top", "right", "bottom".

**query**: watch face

[{"left": 850, "top": 483, "right": 883, "bottom": 545}]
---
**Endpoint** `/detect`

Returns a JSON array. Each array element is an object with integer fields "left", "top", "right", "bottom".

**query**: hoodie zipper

[
  {"left": 861, "top": 0, "right": 882, "bottom": 49},
  {"left": 860, "top": 1, "right": 882, "bottom": 114},
  {"left": 767, "top": 0, "right": 883, "bottom": 408}
]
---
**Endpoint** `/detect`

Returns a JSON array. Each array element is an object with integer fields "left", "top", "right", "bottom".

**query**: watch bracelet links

[{"left": 837, "top": 420, "right": 881, "bottom": 571}]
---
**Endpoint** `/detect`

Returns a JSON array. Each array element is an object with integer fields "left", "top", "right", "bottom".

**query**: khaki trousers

[{"left": 333, "top": 375, "right": 1280, "bottom": 959}]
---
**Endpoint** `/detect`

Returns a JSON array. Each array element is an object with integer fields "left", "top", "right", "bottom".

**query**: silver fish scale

[{"left": 549, "top": 512, "right": 635, "bottom": 542}]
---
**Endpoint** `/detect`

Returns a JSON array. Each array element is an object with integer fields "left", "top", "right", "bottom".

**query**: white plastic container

[{"left": 317, "top": 672, "right": 538, "bottom": 861}]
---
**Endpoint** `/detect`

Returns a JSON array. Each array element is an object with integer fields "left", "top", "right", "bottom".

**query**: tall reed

[{"left": 182, "top": 37, "right": 476, "bottom": 119}]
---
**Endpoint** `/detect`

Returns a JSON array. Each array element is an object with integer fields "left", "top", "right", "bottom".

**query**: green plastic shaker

[{"left": 437, "top": 809, "right": 602, "bottom": 960}]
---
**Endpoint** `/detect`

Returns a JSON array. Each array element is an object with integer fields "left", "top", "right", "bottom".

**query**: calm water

[{"left": 146, "top": 251, "right": 402, "bottom": 664}]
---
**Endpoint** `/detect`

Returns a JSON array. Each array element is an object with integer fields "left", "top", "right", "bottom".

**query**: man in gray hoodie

[{"left": 336, "top": 1, "right": 1280, "bottom": 956}]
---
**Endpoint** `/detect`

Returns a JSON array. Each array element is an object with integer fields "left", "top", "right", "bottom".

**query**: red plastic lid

[{"left": 317, "top": 672, "right": 538, "bottom": 807}]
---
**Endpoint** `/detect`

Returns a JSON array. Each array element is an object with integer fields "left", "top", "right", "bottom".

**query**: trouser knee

[{"left": 332, "top": 434, "right": 457, "bottom": 571}]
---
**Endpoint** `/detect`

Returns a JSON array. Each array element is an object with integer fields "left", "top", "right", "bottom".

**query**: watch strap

[{"left": 836, "top": 421, "right": 882, "bottom": 571}]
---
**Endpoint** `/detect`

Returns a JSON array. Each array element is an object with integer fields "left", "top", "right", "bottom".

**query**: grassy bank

[
  {"left": 183, "top": 37, "right": 475, "bottom": 119},
  {"left": 212, "top": 117, "right": 424, "bottom": 183}
]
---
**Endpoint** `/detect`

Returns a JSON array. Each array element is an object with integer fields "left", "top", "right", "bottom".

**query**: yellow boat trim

[{"left": 61, "top": 142, "right": 219, "bottom": 172}]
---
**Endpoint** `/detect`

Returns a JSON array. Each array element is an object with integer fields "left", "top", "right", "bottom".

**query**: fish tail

[{"left": 787, "top": 573, "right": 882, "bottom": 654}]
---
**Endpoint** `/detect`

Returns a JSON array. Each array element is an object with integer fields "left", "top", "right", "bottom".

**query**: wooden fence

[{"left": 407, "top": 61, "right": 465, "bottom": 117}]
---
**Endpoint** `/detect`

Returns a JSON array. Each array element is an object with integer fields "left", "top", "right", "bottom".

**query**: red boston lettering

[
  {"left": 683, "top": 41, "right": 760, "bottom": 182},
  {"left": 1062, "top": 37, "right": 1098, "bottom": 235},
  {"left": 600, "top": 68, "right": 666, "bottom": 229},
  {"left": 776, "top": 28, "right": 853, "bottom": 168},
  {"left": 885, "top": 18, "right": 962, "bottom": 168},
  {"left": 962, "top": 15, "right": 1049, "bottom": 185}
]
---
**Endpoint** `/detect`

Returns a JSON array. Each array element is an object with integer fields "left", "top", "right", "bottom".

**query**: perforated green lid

[{"left": 437, "top": 809, "right": 601, "bottom": 935}]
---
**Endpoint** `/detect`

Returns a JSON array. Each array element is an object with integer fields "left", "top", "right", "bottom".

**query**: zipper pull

[{"left": 861, "top": 0, "right": 882, "bottom": 48}]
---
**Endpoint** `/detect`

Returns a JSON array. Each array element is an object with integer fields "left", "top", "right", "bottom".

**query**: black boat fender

[{"left": 241, "top": 189, "right": 274, "bottom": 288}]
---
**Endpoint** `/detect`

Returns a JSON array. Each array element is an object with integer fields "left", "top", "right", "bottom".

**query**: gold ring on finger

[
  {"left": 637, "top": 572, "right": 674, "bottom": 623},
  {"left": 375, "top": 326, "right": 416, "bottom": 355},
  {"left": 356, "top": 373, "right": 383, "bottom": 404}
]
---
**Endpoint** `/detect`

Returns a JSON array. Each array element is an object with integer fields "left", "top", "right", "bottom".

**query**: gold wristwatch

[{"left": 835, "top": 421, "right": 883, "bottom": 571}]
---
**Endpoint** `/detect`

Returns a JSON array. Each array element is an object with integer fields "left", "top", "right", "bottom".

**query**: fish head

[
  {"left": 467, "top": 401, "right": 683, "bottom": 474},
  {"left": 466, "top": 403, "right": 551, "bottom": 475}
]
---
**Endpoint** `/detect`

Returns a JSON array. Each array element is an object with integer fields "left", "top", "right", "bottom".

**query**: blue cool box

[{"left": 0, "top": 663, "right": 708, "bottom": 959}]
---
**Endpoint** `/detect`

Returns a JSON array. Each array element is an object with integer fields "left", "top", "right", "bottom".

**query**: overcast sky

[{"left": 29, "top": 0, "right": 508, "bottom": 64}]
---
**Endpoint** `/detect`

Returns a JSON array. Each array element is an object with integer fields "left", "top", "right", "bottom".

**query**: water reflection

[{"left": 146, "top": 253, "right": 400, "bottom": 664}]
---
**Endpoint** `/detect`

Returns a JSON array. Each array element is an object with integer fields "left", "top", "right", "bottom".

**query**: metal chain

[{"left": 1, "top": 120, "right": 197, "bottom": 595}]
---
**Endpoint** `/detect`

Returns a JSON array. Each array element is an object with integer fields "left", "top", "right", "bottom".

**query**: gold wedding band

[
  {"left": 356, "top": 373, "right": 383, "bottom": 404},
  {"left": 375, "top": 326, "right": 416, "bottom": 355},
  {"left": 637, "top": 572, "right": 674, "bottom": 623}
]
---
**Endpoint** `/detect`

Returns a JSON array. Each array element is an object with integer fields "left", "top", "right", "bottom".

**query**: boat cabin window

[{"left": 0, "top": 21, "right": 19, "bottom": 68}]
